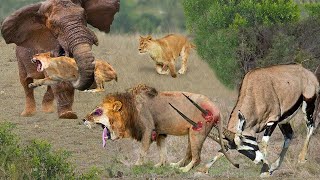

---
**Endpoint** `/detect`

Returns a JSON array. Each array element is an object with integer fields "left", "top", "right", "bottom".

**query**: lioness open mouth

[
  {"left": 97, "top": 123, "right": 111, "bottom": 147},
  {"left": 31, "top": 58, "right": 42, "bottom": 72}
]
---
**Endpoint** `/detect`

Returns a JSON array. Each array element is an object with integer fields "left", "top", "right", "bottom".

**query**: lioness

[
  {"left": 28, "top": 52, "right": 117, "bottom": 92},
  {"left": 138, "top": 34, "right": 195, "bottom": 78},
  {"left": 83, "top": 84, "right": 220, "bottom": 172}
]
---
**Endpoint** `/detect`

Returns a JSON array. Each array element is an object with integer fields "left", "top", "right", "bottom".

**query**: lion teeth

[{"left": 102, "top": 127, "right": 107, "bottom": 147}]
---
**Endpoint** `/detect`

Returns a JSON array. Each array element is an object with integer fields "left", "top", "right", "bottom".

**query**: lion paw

[
  {"left": 178, "top": 68, "right": 186, "bottom": 74},
  {"left": 157, "top": 70, "right": 169, "bottom": 75},
  {"left": 179, "top": 166, "right": 191, "bottom": 172},
  {"left": 298, "top": 153, "right": 307, "bottom": 164},
  {"left": 298, "top": 159, "right": 307, "bottom": 164}
]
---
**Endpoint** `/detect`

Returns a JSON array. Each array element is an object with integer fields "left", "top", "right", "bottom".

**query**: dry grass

[{"left": 0, "top": 34, "right": 319, "bottom": 179}]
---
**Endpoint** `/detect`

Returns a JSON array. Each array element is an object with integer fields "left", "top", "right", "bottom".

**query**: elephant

[{"left": 1, "top": 0, "right": 120, "bottom": 119}]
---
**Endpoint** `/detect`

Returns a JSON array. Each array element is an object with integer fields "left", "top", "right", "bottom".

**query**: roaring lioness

[
  {"left": 138, "top": 34, "right": 195, "bottom": 78},
  {"left": 28, "top": 52, "right": 117, "bottom": 92},
  {"left": 83, "top": 84, "right": 220, "bottom": 172}
]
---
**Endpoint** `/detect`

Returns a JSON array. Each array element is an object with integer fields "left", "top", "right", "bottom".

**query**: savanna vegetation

[
  {"left": 0, "top": 122, "right": 100, "bottom": 179},
  {"left": 1, "top": 0, "right": 320, "bottom": 179},
  {"left": 183, "top": 0, "right": 320, "bottom": 88},
  {"left": 1, "top": 0, "right": 319, "bottom": 88}
]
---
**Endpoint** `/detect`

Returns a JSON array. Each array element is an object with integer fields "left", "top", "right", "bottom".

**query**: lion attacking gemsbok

[
  {"left": 173, "top": 64, "right": 319, "bottom": 177},
  {"left": 83, "top": 84, "right": 236, "bottom": 172}
]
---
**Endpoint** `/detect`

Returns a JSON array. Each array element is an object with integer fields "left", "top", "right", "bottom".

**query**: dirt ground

[{"left": 1, "top": 33, "right": 320, "bottom": 179}]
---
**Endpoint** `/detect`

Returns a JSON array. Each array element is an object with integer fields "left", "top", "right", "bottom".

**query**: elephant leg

[
  {"left": 18, "top": 61, "right": 36, "bottom": 117},
  {"left": 42, "top": 86, "right": 54, "bottom": 113},
  {"left": 51, "top": 82, "right": 77, "bottom": 119}
]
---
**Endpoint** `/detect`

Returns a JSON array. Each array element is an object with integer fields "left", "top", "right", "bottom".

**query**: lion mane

[
  {"left": 103, "top": 87, "right": 154, "bottom": 141},
  {"left": 127, "top": 84, "right": 158, "bottom": 98}
]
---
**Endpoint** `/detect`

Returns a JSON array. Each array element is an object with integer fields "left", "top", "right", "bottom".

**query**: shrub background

[
  {"left": 0, "top": 122, "right": 100, "bottom": 179},
  {"left": 183, "top": 0, "right": 320, "bottom": 88}
]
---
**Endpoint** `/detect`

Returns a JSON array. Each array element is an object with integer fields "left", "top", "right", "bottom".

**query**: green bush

[
  {"left": 26, "top": 140, "right": 74, "bottom": 179},
  {"left": 195, "top": 29, "right": 240, "bottom": 88},
  {"left": 183, "top": 0, "right": 320, "bottom": 88},
  {"left": 110, "top": 0, "right": 186, "bottom": 33},
  {"left": 0, "top": 122, "right": 101, "bottom": 179},
  {"left": 257, "top": 32, "right": 297, "bottom": 67},
  {"left": 134, "top": 14, "right": 161, "bottom": 34},
  {"left": 0, "top": 123, "right": 29, "bottom": 179},
  {"left": 304, "top": 3, "right": 320, "bottom": 17}
]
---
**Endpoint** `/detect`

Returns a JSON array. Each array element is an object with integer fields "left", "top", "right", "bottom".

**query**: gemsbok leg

[
  {"left": 298, "top": 97, "right": 316, "bottom": 163},
  {"left": 261, "top": 122, "right": 277, "bottom": 160},
  {"left": 198, "top": 120, "right": 276, "bottom": 174},
  {"left": 269, "top": 123, "right": 293, "bottom": 174},
  {"left": 197, "top": 152, "right": 224, "bottom": 174}
]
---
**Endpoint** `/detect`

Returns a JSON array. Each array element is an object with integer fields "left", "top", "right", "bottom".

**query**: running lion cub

[
  {"left": 139, "top": 34, "right": 195, "bottom": 78},
  {"left": 28, "top": 52, "right": 117, "bottom": 92}
]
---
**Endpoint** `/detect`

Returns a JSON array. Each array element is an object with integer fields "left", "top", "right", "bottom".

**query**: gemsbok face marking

[{"left": 182, "top": 64, "right": 319, "bottom": 177}]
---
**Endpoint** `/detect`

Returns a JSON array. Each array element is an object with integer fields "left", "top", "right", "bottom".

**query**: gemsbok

[{"left": 171, "top": 63, "right": 319, "bottom": 177}]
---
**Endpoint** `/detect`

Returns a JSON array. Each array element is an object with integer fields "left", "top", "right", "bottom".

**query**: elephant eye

[{"left": 93, "top": 108, "right": 103, "bottom": 116}]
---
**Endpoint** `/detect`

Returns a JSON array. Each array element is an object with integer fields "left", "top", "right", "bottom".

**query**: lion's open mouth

[
  {"left": 98, "top": 123, "right": 111, "bottom": 147},
  {"left": 31, "top": 59, "right": 42, "bottom": 72}
]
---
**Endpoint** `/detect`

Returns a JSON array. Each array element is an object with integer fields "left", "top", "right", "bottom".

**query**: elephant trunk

[
  {"left": 62, "top": 16, "right": 98, "bottom": 90},
  {"left": 72, "top": 44, "right": 95, "bottom": 90}
]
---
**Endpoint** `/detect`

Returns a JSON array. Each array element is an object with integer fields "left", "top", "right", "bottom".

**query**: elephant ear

[
  {"left": 82, "top": 0, "right": 120, "bottom": 33},
  {"left": 1, "top": 2, "right": 59, "bottom": 50}
]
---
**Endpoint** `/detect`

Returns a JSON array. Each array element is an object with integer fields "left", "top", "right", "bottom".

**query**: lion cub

[
  {"left": 28, "top": 52, "right": 117, "bottom": 92},
  {"left": 139, "top": 34, "right": 195, "bottom": 78}
]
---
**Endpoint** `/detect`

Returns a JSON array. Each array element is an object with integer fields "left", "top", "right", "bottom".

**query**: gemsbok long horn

[
  {"left": 182, "top": 93, "right": 235, "bottom": 141},
  {"left": 181, "top": 93, "right": 239, "bottom": 168},
  {"left": 182, "top": 93, "right": 208, "bottom": 115},
  {"left": 169, "top": 103, "right": 203, "bottom": 131},
  {"left": 169, "top": 103, "right": 197, "bottom": 127}
]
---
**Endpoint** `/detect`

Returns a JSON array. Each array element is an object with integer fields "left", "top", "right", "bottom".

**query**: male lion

[
  {"left": 138, "top": 34, "right": 195, "bottom": 78},
  {"left": 83, "top": 84, "right": 220, "bottom": 172},
  {"left": 28, "top": 52, "right": 117, "bottom": 92}
]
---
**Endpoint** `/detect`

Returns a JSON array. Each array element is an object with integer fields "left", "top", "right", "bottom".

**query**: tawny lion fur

[
  {"left": 28, "top": 52, "right": 117, "bottom": 92},
  {"left": 138, "top": 34, "right": 195, "bottom": 78},
  {"left": 83, "top": 84, "right": 220, "bottom": 172}
]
